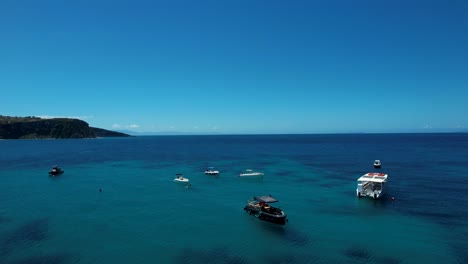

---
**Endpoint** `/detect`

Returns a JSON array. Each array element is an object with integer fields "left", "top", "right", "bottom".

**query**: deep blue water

[{"left": 0, "top": 134, "right": 467, "bottom": 264}]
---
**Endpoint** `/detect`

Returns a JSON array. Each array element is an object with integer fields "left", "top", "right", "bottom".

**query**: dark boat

[
  {"left": 243, "top": 195, "right": 287, "bottom": 225},
  {"left": 48, "top": 165, "right": 64, "bottom": 176},
  {"left": 374, "top": 160, "right": 382, "bottom": 168}
]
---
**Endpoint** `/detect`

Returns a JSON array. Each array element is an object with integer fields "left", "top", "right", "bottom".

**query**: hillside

[{"left": 0, "top": 115, "right": 130, "bottom": 139}]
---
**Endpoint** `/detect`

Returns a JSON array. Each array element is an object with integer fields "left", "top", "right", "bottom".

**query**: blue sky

[{"left": 1, "top": 0, "right": 467, "bottom": 134}]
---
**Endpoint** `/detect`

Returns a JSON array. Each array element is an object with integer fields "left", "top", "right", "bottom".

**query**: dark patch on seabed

[
  {"left": 375, "top": 256, "right": 401, "bottom": 264},
  {"left": 283, "top": 229, "right": 310, "bottom": 247},
  {"left": 263, "top": 254, "right": 320, "bottom": 264},
  {"left": 343, "top": 246, "right": 371, "bottom": 261},
  {"left": 412, "top": 210, "right": 466, "bottom": 228},
  {"left": 0, "top": 218, "right": 48, "bottom": 255},
  {"left": 176, "top": 247, "right": 247, "bottom": 264},
  {"left": 263, "top": 254, "right": 297, "bottom": 264},
  {"left": 342, "top": 247, "right": 401, "bottom": 264},
  {"left": 392, "top": 196, "right": 468, "bottom": 229},
  {"left": 261, "top": 225, "right": 310, "bottom": 247},
  {"left": 5, "top": 253, "right": 79, "bottom": 264}
]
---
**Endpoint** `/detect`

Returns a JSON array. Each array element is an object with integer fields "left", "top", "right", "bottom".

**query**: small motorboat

[
  {"left": 243, "top": 195, "right": 287, "bottom": 225},
  {"left": 239, "top": 169, "right": 264, "bottom": 177},
  {"left": 373, "top": 160, "right": 381, "bottom": 168},
  {"left": 204, "top": 167, "right": 219, "bottom": 175},
  {"left": 48, "top": 165, "right": 64, "bottom": 176},
  {"left": 174, "top": 173, "right": 189, "bottom": 183}
]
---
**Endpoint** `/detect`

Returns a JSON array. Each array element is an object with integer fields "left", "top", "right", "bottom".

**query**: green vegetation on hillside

[{"left": 0, "top": 115, "right": 130, "bottom": 139}]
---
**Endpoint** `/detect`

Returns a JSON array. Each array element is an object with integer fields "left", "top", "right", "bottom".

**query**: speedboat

[
  {"left": 356, "top": 172, "right": 388, "bottom": 199},
  {"left": 174, "top": 174, "right": 189, "bottom": 183},
  {"left": 204, "top": 167, "right": 219, "bottom": 175},
  {"left": 244, "top": 195, "right": 287, "bottom": 225},
  {"left": 373, "top": 160, "right": 382, "bottom": 168},
  {"left": 239, "top": 169, "right": 264, "bottom": 177},
  {"left": 48, "top": 165, "right": 64, "bottom": 176}
]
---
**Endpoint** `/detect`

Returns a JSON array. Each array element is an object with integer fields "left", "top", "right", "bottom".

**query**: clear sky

[{"left": 1, "top": 0, "right": 467, "bottom": 134}]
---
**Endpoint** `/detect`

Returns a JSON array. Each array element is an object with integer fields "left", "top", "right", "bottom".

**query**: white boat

[
  {"left": 239, "top": 169, "right": 264, "bottom": 177},
  {"left": 204, "top": 167, "right": 219, "bottom": 175},
  {"left": 174, "top": 173, "right": 189, "bottom": 183},
  {"left": 373, "top": 160, "right": 381, "bottom": 168},
  {"left": 356, "top": 172, "right": 388, "bottom": 199}
]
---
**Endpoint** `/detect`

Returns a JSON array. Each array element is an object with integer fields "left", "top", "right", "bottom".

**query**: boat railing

[
  {"left": 247, "top": 200, "right": 283, "bottom": 215},
  {"left": 361, "top": 181, "right": 371, "bottom": 190}
]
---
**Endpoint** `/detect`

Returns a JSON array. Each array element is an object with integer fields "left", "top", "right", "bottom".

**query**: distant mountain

[{"left": 0, "top": 115, "right": 130, "bottom": 139}]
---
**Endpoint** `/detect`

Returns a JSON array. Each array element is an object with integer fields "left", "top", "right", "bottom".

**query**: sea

[{"left": 0, "top": 134, "right": 467, "bottom": 264}]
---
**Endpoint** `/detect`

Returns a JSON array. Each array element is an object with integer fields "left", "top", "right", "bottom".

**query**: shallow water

[{"left": 0, "top": 134, "right": 467, "bottom": 263}]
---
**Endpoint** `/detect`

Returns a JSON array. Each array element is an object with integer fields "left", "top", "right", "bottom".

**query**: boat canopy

[
  {"left": 254, "top": 195, "right": 278, "bottom": 203},
  {"left": 357, "top": 172, "right": 388, "bottom": 183}
]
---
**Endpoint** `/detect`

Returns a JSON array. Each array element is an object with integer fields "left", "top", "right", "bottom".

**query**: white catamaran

[{"left": 356, "top": 172, "right": 388, "bottom": 199}]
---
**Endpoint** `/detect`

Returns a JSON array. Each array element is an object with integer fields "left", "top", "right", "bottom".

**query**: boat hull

[
  {"left": 239, "top": 173, "right": 263, "bottom": 177},
  {"left": 356, "top": 189, "right": 385, "bottom": 199},
  {"left": 174, "top": 179, "right": 189, "bottom": 183}
]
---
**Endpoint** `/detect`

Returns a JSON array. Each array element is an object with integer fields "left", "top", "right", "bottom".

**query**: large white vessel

[{"left": 356, "top": 172, "right": 388, "bottom": 199}]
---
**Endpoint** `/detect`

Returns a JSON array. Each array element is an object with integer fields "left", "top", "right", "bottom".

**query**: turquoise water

[{"left": 0, "top": 134, "right": 467, "bottom": 263}]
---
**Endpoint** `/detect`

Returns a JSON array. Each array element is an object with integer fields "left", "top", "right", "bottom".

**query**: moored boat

[
  {"left": 374, "top": 160, "right": 382, "bottom": 168},
  {"left": 243, "top": 195, "right": 287, "bottom": 225},
  {"left": 48, "top": 165, "right": 64, "bottom": 176},
  {"left": 174, "top": 173, "right": 189, "bottom": 183},
  {"left": 239, "top": 169, "right": 264, "bottom": 177},
  {"left": 204, "top": 167, "right": 219, "bottom": 175},
  {"left": 356, "top": 172, "right": 388, "bottom": 199}
]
